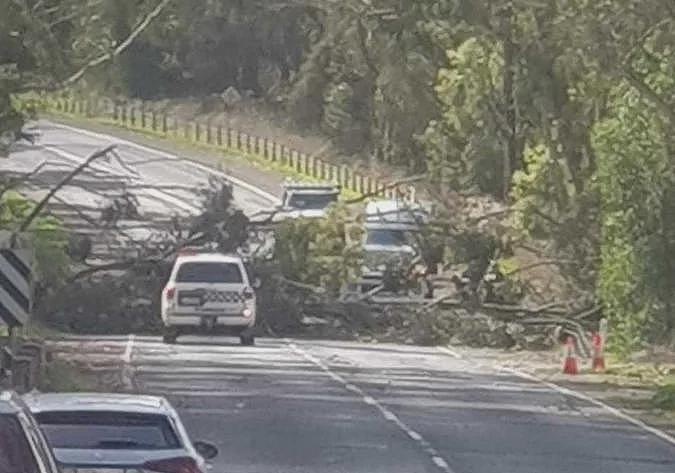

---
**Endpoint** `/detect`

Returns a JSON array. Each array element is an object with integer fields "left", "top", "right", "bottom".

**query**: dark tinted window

[
  {"left": 175, "top": 262, "right": 243, "bottom": 283},
  {"left": 0, "top": 414, "right": 40, "bottom": 473},
  {"left": 287, "top": 193, "right": 337, "bottom": 210},
  {"left": 35, "top": 411, "right": 180, "bottom": 450},
  {"left": 365, "top": 229, "right": 411, "bottom": 246}
]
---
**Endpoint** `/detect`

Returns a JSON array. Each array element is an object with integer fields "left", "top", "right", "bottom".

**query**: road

[
  {"left": 2, "top": 120, "right": 279, "bottom": 260},
  {"left": 5, "top": 120, "right": 675, "bottom": 471},
  {"left": 47, "top": 335, "right": 675, "bottom": 473}
]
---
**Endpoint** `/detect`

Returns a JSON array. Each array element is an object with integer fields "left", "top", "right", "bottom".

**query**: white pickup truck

[{"left": 271, "top": 181, "right": 340, "bottom": 221}]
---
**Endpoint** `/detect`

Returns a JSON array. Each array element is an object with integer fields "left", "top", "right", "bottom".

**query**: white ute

[
  {"left": 161, "top": 251, "right": 260, "bottom": 345},
  {"left": 273, "top": 180, "right": 340, "bottom": 221}
]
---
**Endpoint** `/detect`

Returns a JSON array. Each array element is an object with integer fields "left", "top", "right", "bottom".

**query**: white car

[
  {"left": 272, "top": 181, "right": 340, "bottom": 221},
  {"left": 23, "top": 392, "right": 217, "bottom": 473},
  {"left": 161, "top": 251, "right": 259, "bottom": 345}
]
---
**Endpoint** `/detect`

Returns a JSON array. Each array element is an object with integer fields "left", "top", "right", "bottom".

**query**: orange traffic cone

[
  {"left": 562, "top": 336, "right": 578, "bottom": 375},
  {"left": 591, "top": 332, "right": 605, "bottom": 372}
]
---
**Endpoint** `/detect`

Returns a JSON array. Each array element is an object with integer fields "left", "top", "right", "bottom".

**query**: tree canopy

[{"left": 2, "top": 0, "right": 675, "bottom": 349}]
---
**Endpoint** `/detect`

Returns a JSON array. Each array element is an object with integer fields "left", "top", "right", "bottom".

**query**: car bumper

[{"left": 163, "top": 313, "right": 255, "bottom": 328}]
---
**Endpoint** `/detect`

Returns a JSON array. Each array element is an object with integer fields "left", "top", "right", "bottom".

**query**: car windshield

[
  {"left": 365, "top": 229, "right": 412, "bottom": 247},
  {"left": 286, "top": 193, "right": 337, "bottom": 210},
  {"left": 0, "top": 414, "right": 40, "bottom": 473},
  {"left": 34, "top": 412, "right": 180, "bottom": 450},
  {"left": 175, "top": 262, "right": 243, "bottom": 283}
]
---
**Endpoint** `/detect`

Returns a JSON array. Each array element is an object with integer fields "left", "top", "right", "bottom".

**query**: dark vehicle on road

[
  {"left": 23, "top": 393, "right": 218, "bottom": 473},
  {"left": 0, "top": 391, "right": 61, "bottom": 473}
]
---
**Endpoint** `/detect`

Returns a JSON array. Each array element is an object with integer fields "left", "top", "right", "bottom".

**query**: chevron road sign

[{"left": 0, "top": 239, "right": 33, "bottom": 327}]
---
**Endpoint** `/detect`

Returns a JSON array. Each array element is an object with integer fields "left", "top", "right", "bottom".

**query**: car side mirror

[
  {"left": 194, "top": 440, "right": 219, "bottom": 460},
  {"left": 252, "top": 277, "right": 262, "bottom": 289}
]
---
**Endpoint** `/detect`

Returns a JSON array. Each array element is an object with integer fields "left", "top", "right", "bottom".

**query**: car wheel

[{"left": 239, "top": 333, "right": 255, "bottom": 346}]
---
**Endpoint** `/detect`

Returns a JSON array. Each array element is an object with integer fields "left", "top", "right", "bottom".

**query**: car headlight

[{"left": 242, "top": 308, "right": 253, "bottom": 317}]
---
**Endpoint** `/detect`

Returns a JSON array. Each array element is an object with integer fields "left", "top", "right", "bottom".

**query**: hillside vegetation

[{"left": 2, "top": 0, "right": 675, "bottom": 350}]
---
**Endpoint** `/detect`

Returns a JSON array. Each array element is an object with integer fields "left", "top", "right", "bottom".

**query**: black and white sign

[{"left": 0, "top": 248, "right": 32, "bottom": 327}]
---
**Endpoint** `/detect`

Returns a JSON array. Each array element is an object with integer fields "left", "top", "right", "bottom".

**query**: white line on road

[
  {"left": 45, "top": 121, "right": 281, "bottom": 205},
  {"left": 286, "top": 339, "right": 457, "bottom": 473},
  {"left": 501, "top": 366, "right": 675, "bottom": 447},
  {"left": 436, "top": 346, "right": 675, "bottom": 448},
  {"left": 122, "top": 334, "right": 136, "bottom": 364},
  {"left": 41, "top": 144, "right": 201, "bottom": 214},
  {"left": 121, "top": 334, "right": 136, "bottom": 391}
]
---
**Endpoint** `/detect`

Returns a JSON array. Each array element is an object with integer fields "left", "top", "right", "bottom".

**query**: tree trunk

[{"left": 500, "top": 1, "right": 518, "bottom": 201}]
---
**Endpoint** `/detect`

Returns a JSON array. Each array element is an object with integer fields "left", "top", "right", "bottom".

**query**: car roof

[
  {"left": 0, "top": 391, "right": 27, "bottom": 414},
  {"left": 22, "top": 392, "right": 173, "bottom": 415},
  {"left": 174, "top": 252, "right": 244, "bottom": 264}
]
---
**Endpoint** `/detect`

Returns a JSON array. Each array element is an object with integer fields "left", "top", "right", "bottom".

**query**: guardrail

[
  {"left": 43, "top": 95, "right": 417, "bottom": 202},
  {"left": 0, "top": 337, "right": 45, "bottom": 393}
]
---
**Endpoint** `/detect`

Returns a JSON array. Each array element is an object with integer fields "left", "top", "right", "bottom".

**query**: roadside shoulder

[{"left": 438, "top": 345, "right": 675, "bottom": 440}]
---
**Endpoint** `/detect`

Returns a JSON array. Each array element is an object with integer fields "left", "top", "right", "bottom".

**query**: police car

[{"left": 161, "top": 250, "right": 260, "bottom": 345}]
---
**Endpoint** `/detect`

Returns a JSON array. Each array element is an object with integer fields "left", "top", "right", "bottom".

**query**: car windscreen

[
  {"left": 34, "top": 411, "right": 181, "bottom": 450},
  {"left": 0, "top": 414, "right": 40, "bottom": 473},
  {"left": 365, "top": 229, "right": 412, "bottom": 246},
  {"left": 175, "top": 262, "right": 243, "bottom": 283},
  {"left": 287, "top": 193, "right": 337, "bottom": 210}
]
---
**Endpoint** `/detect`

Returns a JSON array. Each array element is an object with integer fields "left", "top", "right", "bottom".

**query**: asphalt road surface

[
  {"left": 47, "top": 335, "right": 675, "bottom": 473},
  {"left": 2, "top": 121, "right": 278, "bottom": 258},
  {"left": 5, "top": 120, "right": 675, "bottom": 471}
]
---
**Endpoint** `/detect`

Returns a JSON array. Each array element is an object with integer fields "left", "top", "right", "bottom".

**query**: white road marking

[
  {"left": 501, "top": 366, "right": 675, "bottom": 447},
  {"left": 122, "top": 334, "right": 135, "bottom": 363},
  {"left": 120, "top": 334, "right": 136, "bottom": 391},
  {"left": 45, "top": 120, "right": 281, "bottom": 205},
  {"left": 287, "top": 339, "right": 457, "bottom": 473},
  {"left": 436, "top": 346, "right": 675, "bottom": 448},
  {"left": 42, "top": 144, "right": 200, "bottom": 214}
]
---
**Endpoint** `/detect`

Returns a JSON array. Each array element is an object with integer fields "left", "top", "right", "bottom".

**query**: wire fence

[{"left": 45, "top": 95, "right": 417, "bottom": 202}]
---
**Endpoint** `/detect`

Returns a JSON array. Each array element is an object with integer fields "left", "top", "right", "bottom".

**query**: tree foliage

[
  {"left": 4, "top": 0, "right": 675, "bottom": 348},
  {"left": 274, "top": 204, "right": 363, "bottom": 295},
  {"left": 0, "top": 191, "right": 70, "bottom": 292}
]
